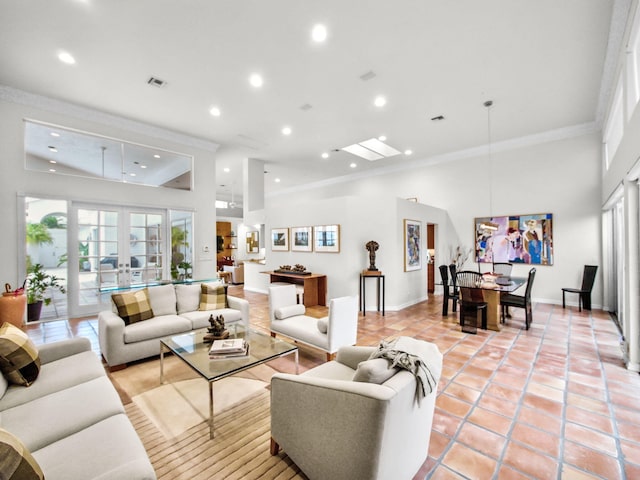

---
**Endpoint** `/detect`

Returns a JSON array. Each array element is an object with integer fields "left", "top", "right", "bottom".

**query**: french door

[{"left": 69, "top": 204, "right": 166, "bottom": 317}]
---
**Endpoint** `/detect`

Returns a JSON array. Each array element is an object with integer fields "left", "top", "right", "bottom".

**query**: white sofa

[
  {"left": 99, "top": 282, "right": 249, "bottom": 369},
  {"left": 271, "top": 341, "right": 442, "bottom": 480},
  {"left": 268, "top": 285, "right": 358, "bottom": 361},
  {"left": 0, "top": 336, "right": 155, "bottom": 480}
]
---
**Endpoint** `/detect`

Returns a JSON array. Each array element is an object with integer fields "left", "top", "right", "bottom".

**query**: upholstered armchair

[
  {"left": 270, "top": 340, "right": 443, "bottom": 480},
  {"left": 222, "top": 263, "right": 244, "bottom": 284},
  {"left": 268, "top": 285, "right": 358, "bottom": 361}
]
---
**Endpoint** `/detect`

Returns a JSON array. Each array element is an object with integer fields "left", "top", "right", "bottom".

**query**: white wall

[
  {"left": 268, "top": 132, "right": 603, "bottom": 308},
  {"left": 0, "top": 91, "right": 219, "bottom": 291}
]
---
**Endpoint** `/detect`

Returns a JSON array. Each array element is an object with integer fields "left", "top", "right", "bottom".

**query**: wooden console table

[{"left": 263, "top": 271, "right": 327, "bottom": 307}]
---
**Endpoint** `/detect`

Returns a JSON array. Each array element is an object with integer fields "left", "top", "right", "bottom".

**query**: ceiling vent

[
  {"left": 359, "top": 70, "right": 376, "bottom": 82},
  {"left": 147, "top": 77, "right": 166, "bottom": 88}
]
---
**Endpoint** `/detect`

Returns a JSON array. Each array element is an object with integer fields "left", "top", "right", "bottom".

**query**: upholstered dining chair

[
  {"left": 456, "top": 271, "right": 487, "bottom": 333},
  {"left": 562, "top": 265, "right": 598, "bottom": 311},
  {"left": 501, "top": 267, "right": 536, "bottom": 330},
  {"left": 439, "top": 264, "right": 458, "bottom": 316}
]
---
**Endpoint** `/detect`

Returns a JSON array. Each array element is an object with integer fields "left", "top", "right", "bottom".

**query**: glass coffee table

[{"left": 160, "top": 326, "right": 298, "bottom": 439}]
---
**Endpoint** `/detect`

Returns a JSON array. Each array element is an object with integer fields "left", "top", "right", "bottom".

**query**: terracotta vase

[{"left": 0, "top": 293, "right": 27, "bottom": 329}]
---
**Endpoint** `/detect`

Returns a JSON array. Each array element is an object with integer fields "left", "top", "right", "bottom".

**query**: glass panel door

[{"left": 71, "top": 204, "right": 166, "bottom": 317}]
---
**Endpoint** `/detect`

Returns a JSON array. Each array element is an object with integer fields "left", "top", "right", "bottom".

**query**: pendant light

[{"left": 480, "top": 100, "right": 499, "bottom": 232}]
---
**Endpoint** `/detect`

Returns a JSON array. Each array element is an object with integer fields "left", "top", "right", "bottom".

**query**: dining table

[{"left": 478, "top": 275, "right": 527, "bottom": 331}]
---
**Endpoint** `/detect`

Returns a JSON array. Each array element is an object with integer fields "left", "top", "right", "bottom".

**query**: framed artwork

[
  {"left": 314, "top": 224, "right": 340, "bottom": 253},
  {"left": 271, "top": 228, "right": 289, "bottom": 251},
  {"left": 291, "top": 226, "right": 313, "bottom": 252},
  {"left": 475, "top": 213, "right": 553, "bottom": 265},
  {"left": 404, "top": 219, "right": 421, "bottom": 271},
  {"left": 246, "top": 231, "right": 259, "bottom": 253}
]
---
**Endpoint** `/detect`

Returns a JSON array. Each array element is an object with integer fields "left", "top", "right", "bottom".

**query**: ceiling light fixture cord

[{"left": 485, "top": 100, "right": 493, "bottom": 220}]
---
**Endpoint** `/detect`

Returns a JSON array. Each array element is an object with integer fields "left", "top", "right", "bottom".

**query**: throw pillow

[
  {"left": 0, "top": 428, "right": 45, "bottom": 479},
  {"left": 274, "top": 304, "right": 306, "bottom": 320},
  {"left": 199, "top": 284, "right": 228, "bottom": 311},
  {"left": 175, "top": 284, "right": 201, "bottom": 314},
  {"left": 316, "top": 318, "right": 328, "bottom": 333},
  {"left": 0, "top": 323, "right": 41, "bottom": 387},
  {"left": 352, "top": 358, "right": 399, "bottom": 384},
  {"left": 111, "top": 288, "right": 154, "bottom": 325}
]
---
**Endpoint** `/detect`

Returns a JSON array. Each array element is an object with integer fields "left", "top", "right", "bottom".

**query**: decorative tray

[{"left": 274, "top": 269, "right": 312, "bottom": 276}]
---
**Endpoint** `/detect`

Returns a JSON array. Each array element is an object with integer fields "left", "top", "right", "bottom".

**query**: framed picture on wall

[
  {"left": 271, "top": 228, "right": 289, "bottom": 251},
  {"left": 291, "top": 226, "right": 313, "bottom": 252},
  {"left": 404, "top": 219, "right": 421, "bottom": 271},
  {"left": 314, "top": 225, "right": 340, "bottom": 253},
  {"left": 475, "top": 213, "right": 553, "bottom": 265}
]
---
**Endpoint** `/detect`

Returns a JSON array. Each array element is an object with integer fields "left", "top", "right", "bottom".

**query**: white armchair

[
  {"left": 269, "top": 285, "right": 358, "bottom": 361},
  {"left": 223, "top": 263, "right": 244, "bottom": 284},
  {"left": 270, "top": 341, "right": 443, "bottom": 480}
]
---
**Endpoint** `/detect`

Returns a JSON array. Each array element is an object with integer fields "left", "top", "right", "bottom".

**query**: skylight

[{"left": 341, "top": 138, "right": 402, "bottom": 161}]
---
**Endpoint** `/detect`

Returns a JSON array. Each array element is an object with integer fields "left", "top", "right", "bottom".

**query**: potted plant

[{"left": 26, "top": 263, "right": 66, "bottom": 321}]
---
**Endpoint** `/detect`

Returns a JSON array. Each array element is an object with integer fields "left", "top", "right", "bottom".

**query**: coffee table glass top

[{"left": 161, "top": 327, "right": 297, "bottom": 381}]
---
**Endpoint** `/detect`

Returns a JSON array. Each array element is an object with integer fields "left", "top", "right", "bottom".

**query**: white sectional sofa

[
  {"left": 99, "top": 282, "right": 249, "bottom": 369},
  {"left": 0, "top": 336, "right": 155, "bottom": 480}
]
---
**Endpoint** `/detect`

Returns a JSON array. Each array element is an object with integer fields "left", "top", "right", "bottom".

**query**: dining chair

[
  {"left": 439, "top": 265, "right": 458, "bottom": 316},
  {"left": 456, "top": 271, "right": 487, "bottom": 333},
  {"left": 492, "top": 262, "right": 513, "bottom": 277},
  {"left": 561, "top": 265, "right": 598, "bottom": 311},
  {"left": 500, "top": 268, "right": 536, "bottom": 330}
]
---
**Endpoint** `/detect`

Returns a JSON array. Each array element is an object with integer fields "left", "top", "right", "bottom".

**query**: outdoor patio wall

[
  {"left": 0, "top": 88, "right": 219, "bottom": 299},
  {"left": 267, "top": 132, "right": 603, "bottom": 308}
]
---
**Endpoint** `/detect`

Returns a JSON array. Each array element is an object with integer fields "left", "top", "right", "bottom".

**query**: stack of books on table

[{"left": 208, "top": 338, "right": 249, "bottom": 359}]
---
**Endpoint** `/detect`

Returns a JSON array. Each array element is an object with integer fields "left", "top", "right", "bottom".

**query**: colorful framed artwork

[
  {"left": 314, "top": 224, "right": 340, "bottom": 253},
  {"left": 291, "top": 226, "right": 313, "bottom": 252},
  {"left": 475, "top": 213, "right": 553, "bottom": 265},
  {"left": 246, "top": 231, "right": 259, "bottom": 253},
  {"left": 404, "top": 219, "right": 421, "bottom": 271},
  {"left": 271, "top": 228, "right": 289, "bottom": 251}
]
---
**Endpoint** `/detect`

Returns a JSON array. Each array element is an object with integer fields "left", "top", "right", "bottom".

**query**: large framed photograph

[
  {"left": 314, "top": 225, "right": 340, "bottom": 253},
  {"left": 404, "top": 219, "right": 421, "bottom": 271},
  {"left": 291, "top": 226, "right": 313, "bottom": 252},
  {"left": 475, "top": 213, "right": 553, "bottom": 265},
  {"left": 271, "top": 228, "right": 289, "bottom": 251}
]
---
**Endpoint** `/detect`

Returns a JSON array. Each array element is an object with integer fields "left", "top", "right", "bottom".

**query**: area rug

[{"left": 109, "top": 356, "right": 306, "bottom": 479}]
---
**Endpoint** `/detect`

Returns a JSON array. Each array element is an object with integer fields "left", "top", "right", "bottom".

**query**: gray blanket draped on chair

[{"left": 369, "top": 336, "right": 440, "bottom": 404}]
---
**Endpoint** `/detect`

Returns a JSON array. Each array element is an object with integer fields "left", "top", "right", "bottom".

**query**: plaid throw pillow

[
  {"left": 0, "top": 322, "right": 41, "bottom": 386},
  {"left": 199, "top": 284, "right": 228, "bottom": 311},
  {"left": 0, "top": 428, "right": 44, "bottom": 479},
  {"left": 111, "top": 288, "right": 154, "bottom": 325}
]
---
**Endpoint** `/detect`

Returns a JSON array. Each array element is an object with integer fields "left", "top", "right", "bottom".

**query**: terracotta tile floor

[{"left": 26, "top": 287, "right": 640, "bottom": 479}]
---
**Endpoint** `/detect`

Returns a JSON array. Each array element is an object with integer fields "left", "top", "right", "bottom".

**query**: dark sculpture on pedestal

[{"left": 365, "top": 240, "right": 379, "bottom": 271}]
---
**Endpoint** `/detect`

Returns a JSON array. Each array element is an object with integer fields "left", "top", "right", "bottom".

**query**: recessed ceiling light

[
  {"left": 209, "top": 106, "right": 221, "bottom": 117},
  {"left": 140, "top": 165, "right": 147, "bottom": 169},
  {"left": 49, "top": 169, "right": 56, "bottom": 172},
  {"left": 48, "top": 146, "right": 58, "bottom": 153},
  {"left": 341, "top": 138, "right": 401, "bottom": 161},
  {"left": 153, "top": 154, "right": 160, "bottom": 159},
  {"left": 350, "top": 163, "right": 357, "bottom": 168},
  {"left": 249, "top": 73, "right": 263, "bottom": 88},
  {"left": 129, "top": 173, "right": 136, "bottom": 177},
  {"left": 49, "top": 160, "right": 57, "bottom": 164},
  {"left": 374, "top": 96, "right": 387, "bottom": 107},
  {"left": 58, "top": 51, "right": 76, "bottom": 65},
  {"left": 321, "top": 152, "right": 329, "bottom": 159},
  {"left": 311, "top": 24, "right": 328, "bottom": 42},
  {"left": 275, "top": 178, "right": 281, "bottom": 183},
  {"left": 404, "top": 149, "right": 413, "bottom": 155},
  {"left": 223, "top": 167, "right": 230, "bottom": 173},
  {"left": 378, "top": 135, "right": 387, "bottom": 141},
  {"left": 282, "top": 126, "right": 292, "bottom": 135},
  {"left": 50, "top": 132, "right": 60, "bottom": 137}
]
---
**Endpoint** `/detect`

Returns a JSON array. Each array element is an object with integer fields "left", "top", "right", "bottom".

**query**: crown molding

[{"left": 0, "top": 84, "right": 219, "bottom": 153}]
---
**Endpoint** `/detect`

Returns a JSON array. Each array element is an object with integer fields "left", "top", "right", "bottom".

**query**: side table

[{"left": 359, "top": 274, "right": 385, "bottom": 316}]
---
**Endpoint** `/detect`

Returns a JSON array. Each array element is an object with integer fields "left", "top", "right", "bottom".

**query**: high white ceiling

[{"left": 0, "top": 0, "right": 620, "bottom": 204}]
